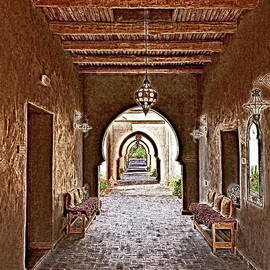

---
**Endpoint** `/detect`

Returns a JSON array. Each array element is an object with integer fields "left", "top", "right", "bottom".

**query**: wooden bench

[
  {"left": 64, "top": 186, "right": 99, "bottom": 237},
  {"left": 190, "top": 191, "right": 237, "bottom": 254}
]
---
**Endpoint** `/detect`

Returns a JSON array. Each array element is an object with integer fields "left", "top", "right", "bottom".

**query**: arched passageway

[
  {"left": 82, "top": 74, "right": 200, "bottom": 213},
  {"left": 117, "top": 131, "right": 161, "bottom": 184},
  {"left": 99, "top": 106, "right": 182, "bottom": 188}
]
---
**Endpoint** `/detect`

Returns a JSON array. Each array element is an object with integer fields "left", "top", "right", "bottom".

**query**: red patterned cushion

[
  {"left": 66, "top": 197, "right": 98, "bottom": 218},
  {"left": 190, "top": 203, "right": 211, "bottom": 214},
  {"left": 193, "top": 205, "right": 236, "bottom": 228}
]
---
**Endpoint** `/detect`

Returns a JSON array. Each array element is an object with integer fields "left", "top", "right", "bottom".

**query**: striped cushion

[
  {"left": 66, "top": 191, "right": 75, "bottom": 208},
  {"left": 213, "top": 194, "right": 224, "bottom": 212},
  {"left": 74, "top": 189, "right": 82, "bottom": 204},
  {"left": 207, "top": 190, "right": 216, "bottom": 207},
  {"left": 220, "top": 197, "right": 232, "bottom": 218}
]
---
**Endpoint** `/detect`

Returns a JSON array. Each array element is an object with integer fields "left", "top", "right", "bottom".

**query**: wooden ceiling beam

[
  {"left": 78, "top": 66, "right": 204, "bottom": 74},
  {"left": 49, "top": 22, "right": 237, "bottom": 35},
  {"left": 33, "top": 0, "right": 259, "bottom": 9},
  {"left": 63, "top": 40, "right": 223, "bottom": 52},
  {"left": 73, "top": 55, "right": 212, "bottom": 64}
]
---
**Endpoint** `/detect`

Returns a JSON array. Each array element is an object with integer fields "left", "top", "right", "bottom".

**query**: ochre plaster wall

[
  {"left": 83, "top": 74, "right": 200, "bottom": 210},
  {"left": 202, "top": 0, "right": 270, "bottom": 268},
  {"left": 0, "top": 1, "right": 83, "bottom": 269}
]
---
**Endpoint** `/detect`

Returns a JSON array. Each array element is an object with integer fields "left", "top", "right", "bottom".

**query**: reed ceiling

[{"left": 32, "top": 0, "right": 259, "bottom": 74}]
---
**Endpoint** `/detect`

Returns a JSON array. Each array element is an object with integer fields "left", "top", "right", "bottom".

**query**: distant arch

[
  {"left": 100, "top": 106, "right": 181, "bottom": 164},
  {"left": 116, "top": 131, "right": 160, "bottom": 180},
  {"left": 118, "top": 131, "right": 159, "bottom": 158},
  {"left": 99, "top": 105, "right": 182, "bottom": 189},
  {"left": 125, "top": 140, "right": 151, "bottom": 159}
]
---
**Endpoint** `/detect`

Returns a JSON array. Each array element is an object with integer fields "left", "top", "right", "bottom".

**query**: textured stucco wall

[
  {"left": 0, "top": 1, "right": 83, "bottom": 269},
  {"left": 202, "top": 0, "right": 270, "bottom": 268},
  {"left": 83, "top": 74, "right": 200, "bottom": 210}
]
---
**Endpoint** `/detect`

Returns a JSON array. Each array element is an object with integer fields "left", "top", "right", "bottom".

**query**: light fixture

[
  {"left": 243, "top": 88, "right": 270, "bottom": 119},
  {"left": 134, "top": 9, "right": 158, "bottom": 116},
  {"left": 190, "top": 129, "right": 204, "bottom": 140},
  {"left": 73, "top": 111, "right": 92, "bottom": 134},
  {"left": 190, "top": 114, "right": 208, "bottom": 141},
  {"left": 199, "top": 114, "right": 208, "bottom": 134}
]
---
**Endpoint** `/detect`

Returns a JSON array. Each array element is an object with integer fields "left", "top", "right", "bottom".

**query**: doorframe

[
  {"left": 220, "top": 127, "right": 241, "bottom": 195},
  {"left": 23, "top": 102, "right": 55, "bottom": 268}
]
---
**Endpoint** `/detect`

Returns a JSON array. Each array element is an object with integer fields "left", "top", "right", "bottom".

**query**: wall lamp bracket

[
  {"left": 190, "top": 129, "right": 205, "bottom": 140},
  {"left": 73, "top": 110, "right": 92, "bottom": 134},
  {"left": 190, "top": 114, "right": 208, "bottom": 141}
]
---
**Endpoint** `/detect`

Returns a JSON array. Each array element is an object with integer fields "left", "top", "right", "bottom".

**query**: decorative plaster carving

[
  {"left": 253, "top": 73, "right": 270, "bottom": 89},
  {"left": 227, "top": 183, "right": 240, "bottom": 207}
]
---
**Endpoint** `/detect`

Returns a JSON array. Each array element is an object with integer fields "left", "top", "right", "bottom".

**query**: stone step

[
  {"left": 126, "top": 170, "right": 148, "bottom": 174},
  {"left": 128, "top": 162, "right": 147, "bottom": 167},
  {"left": 122, "top": 171, "right": 150, "bottom": 176},
  {"left": 128, "top": 166, "right": 147, "bottom": 169},
  {"left": 126, "top": 165, "right": 148, "bottom": 170},
  {"left": 120, "top": 174, "right": 153, "bottom": 181},
  {"left": 129, "top": 158, "right": 146, "bottom": 162},
  {"left": 128, "top": 159, "right": 147, "bottom": 165},
  {"left": 118, "top": 179, "right": 159, "bottom": 185}
]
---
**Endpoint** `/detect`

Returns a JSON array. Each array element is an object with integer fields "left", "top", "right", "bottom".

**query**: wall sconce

[
  {"left": 199, "top": 114, "right": 208, "bottom": 134},
  {"left": 190, "top": 129, "right": 204, "bottom": 140},
  {"left": 73, "top": 111, "right": 92, "bottom": 134},
  {"left": 190, "top": 114, "right": 208, "bottom": 141},
  {"left": 243, "top": 88, "right": 270, "bottom": 120}
]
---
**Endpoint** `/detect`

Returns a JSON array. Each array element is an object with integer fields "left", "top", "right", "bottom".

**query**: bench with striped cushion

[
  {"left": 64, "top": 187, "right": 99, "bottom": 237},
  {"left": 190, "top": 191, "right": 237, "bottom": 254}
]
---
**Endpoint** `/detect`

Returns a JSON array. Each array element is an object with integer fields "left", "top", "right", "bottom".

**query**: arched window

[{"left": 247, "top": 118, "right": 264, "bottom": 207}]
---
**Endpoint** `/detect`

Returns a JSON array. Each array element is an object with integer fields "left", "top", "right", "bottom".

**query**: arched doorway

[
  {"left": 99, "top": 106, "right": 182, "bottom": 189},
  {"left": 124, "top": 139, "right": 153, "bottom": 175},
  {"left": 117, "top": 131, "right": 160, "bottom": 184}
]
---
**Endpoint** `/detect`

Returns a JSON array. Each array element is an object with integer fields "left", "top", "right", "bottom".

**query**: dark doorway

[
  {"left": 221, "top": 130, "right": 240, "bottom": 196},
  {"left": 25, "top": 104, "right": 53, "bottom": 269}
]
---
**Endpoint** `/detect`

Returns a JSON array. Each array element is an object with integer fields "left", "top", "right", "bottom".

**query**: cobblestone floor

[{"left": 37, "top": 184, "right": 248, "bottom": 270}]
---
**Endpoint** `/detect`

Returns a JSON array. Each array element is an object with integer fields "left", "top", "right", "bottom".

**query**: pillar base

[{"left": 182, "top": 210, "right": 192, "bottom": 215}]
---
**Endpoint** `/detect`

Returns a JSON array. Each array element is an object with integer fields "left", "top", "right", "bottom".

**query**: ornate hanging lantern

[
  {"left": 134, "top": 9, "right": 158, "bottom": 116},
  {"left": 135, "top": 78, "right": 158, "bottom": 115},
  {"left": 243, "top": 88, "right": 270, "bottom": 119}
]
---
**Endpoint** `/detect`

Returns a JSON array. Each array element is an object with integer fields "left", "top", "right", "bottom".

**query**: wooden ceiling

[{"left": 32, "top": 0, "right": 259, "bottom": 74}]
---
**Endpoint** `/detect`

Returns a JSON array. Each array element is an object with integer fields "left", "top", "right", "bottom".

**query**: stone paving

[
  {"left": 120, "top": 158, "right": 154, "bottom": 184},
  {"left": 37, "top": 184, "right": 249, "bottom": 270}
]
